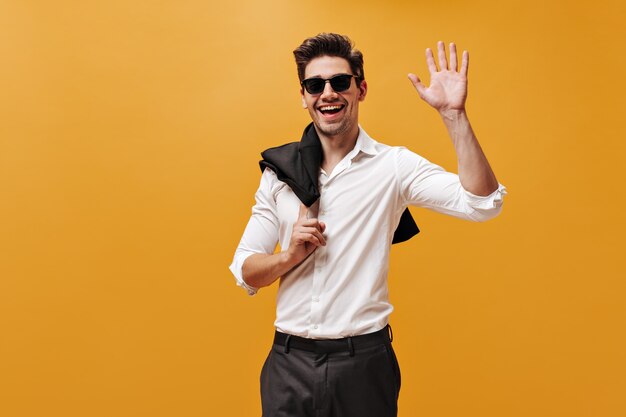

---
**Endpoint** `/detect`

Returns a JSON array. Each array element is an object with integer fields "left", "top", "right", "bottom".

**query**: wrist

[
  {"left": 439, "top": 108, "right": 467, "bottom": 121},
  {"left": 280, "top": 250, "right": 299, "bottom": 271}
]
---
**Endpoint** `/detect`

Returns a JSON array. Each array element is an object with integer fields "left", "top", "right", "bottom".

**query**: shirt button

[
  {"left": 313, "top": 325, "right": 318, "bottom": 329},
  {"left": 312, "top": 297, "right": 319, "bottom": 302}
]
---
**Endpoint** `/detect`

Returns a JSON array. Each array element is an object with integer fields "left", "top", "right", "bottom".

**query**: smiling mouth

[{"left": 318, "top": 105, "right": 345, "bottom": 115}]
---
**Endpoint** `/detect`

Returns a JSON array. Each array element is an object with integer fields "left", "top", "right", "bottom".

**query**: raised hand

[
  {"left": 408, "top": 41, "right": 468, "bottom": 114},
  {"left": 286, "top": 203, "right": 326, "bottom": 265}
]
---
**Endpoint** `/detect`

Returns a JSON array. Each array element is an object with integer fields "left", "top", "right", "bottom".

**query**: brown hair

[{"left": 293, "top": 33, "right": 364, "bottom": 86}]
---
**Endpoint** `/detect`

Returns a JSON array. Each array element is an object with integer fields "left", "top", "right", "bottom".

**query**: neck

[{"left": 315, "top": 123, "right": 360, "bottom": 174}]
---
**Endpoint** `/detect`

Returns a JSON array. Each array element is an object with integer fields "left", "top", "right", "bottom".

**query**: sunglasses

[{"left": 301, "top": 74, "right": 358, "bottom": 95}]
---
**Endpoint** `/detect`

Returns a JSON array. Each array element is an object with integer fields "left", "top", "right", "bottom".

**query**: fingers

[
  {"left": 295, "top": 226, "right": 326, "bottom": 246},
  {"left": 294, "top": 203, "right": 326, "bottom": 247},
  {"left": 449, "top": 43, "right": 457, "bottom": 71},
  {"left": 425, "top": 47, "right": 437, "bottom": 74},
  {"left": 424, "top": 41, "right": 468, "bottom": 75},
  {"left": 407, "top": 73, "right": 426, "bottom": 98},
  {"left": 460, "top": 50, "right": 469, "bottom": 76},
  {"left": 437, "top": 40, "right": 448, "bottom": 70}
]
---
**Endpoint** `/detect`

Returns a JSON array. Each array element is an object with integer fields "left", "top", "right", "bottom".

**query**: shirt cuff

[
  {"left": 463, "top": 183, "right": 507, "bottom": 210},
  {"left": 229, "top": 253, "right": 259, "bottom": 296}
]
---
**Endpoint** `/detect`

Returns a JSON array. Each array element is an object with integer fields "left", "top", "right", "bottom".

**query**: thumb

[
  {"left": 298, "top": 203, "right": 309, "bottom": 220},
  {"left": 408, "top": 73, "right": 426, "bottom": 97}
]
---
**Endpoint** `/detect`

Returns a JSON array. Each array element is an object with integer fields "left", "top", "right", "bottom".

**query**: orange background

[{"left": 1, "top": 1, "right": 624, "bottom": 416}]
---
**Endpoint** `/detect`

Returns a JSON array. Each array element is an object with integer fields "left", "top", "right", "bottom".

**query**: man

[{"left": 229, "top": 33, "right": 506, "bottom": 417}]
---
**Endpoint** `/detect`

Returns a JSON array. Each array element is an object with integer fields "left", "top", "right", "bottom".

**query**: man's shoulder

[
  {"left": 365, "top": 138, "right": 423, "bottom": 160},
  {"left": 360, "top": 129, "right": 422, "bottom": 158},
  {"left": 261, "top": 141, "right": 300, "bottom": 154},
  {"left": 258, "top": 140, "right": 301, "bottom": 176}
]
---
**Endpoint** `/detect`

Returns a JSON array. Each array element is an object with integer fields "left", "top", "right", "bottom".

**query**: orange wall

[{"left": 1, "top": 1, "right": 624, "bottom": 416}]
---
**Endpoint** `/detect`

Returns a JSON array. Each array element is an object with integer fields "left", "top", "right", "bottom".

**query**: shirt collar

[
  {"left": 321, "top": 126, "right": 379, "bottom": 180},
  {"left": 351, "top": 126, "right": 379, "bottom": 158}
]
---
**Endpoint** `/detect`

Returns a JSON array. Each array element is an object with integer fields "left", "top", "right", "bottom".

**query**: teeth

[{"left": 320, "top": 105, "right": 342, "bottom": 111}]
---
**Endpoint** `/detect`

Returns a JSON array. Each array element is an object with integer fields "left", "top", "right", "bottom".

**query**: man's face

[{"left": 301, "top": 56, "right": 367, "bottom": 138}]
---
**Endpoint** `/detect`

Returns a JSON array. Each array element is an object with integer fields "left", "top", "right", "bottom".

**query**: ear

[
  {"left": 300, "top": 88, "right": 307, "bottom": 108},
  {"left": 357, "top": 79, "right": 368, "bottom": 102}
]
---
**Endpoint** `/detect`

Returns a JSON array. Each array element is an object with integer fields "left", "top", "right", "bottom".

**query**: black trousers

[{"left": 260, "top": 326, "right": 401, "bottom": 417}]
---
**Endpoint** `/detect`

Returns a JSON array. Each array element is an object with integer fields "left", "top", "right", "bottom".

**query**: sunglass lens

[
  {"left": 330, "top": 75, "right": 352, "bottom": 92},
  {"left": 304, "top": 79, "right": 325, "bottom": 94}
]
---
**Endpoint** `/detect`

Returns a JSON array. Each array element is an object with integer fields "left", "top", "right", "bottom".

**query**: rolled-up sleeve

[
  {"left": 229, "top": 168, "right": 280, "bottom": 295},
  {"left": 395, "top": 147, "right": 507, "bottom": 222}
]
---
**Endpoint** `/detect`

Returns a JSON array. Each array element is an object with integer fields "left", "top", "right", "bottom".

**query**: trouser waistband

[{"left": 273, "top": 325, "right": 392, "bottom": 356}]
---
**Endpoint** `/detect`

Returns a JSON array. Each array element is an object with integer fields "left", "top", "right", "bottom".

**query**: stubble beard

[{"left": 317, "top": 118, "right": 350, "bottom": 137}]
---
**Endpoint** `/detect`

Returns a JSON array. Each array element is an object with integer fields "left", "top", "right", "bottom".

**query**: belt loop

[
  {"left": 347, "top": 337, "right": 355, "bottom": 357},
  {"left": 388, "top": 324, "right": 393, "bottom": 343},
  {"left": 284, "top": 334, "right": 292, "bottom": 354}
]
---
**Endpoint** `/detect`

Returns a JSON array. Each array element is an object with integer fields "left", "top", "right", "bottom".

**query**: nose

[{"left": 320, "top": 80, "right": 338, "bottom": 99}]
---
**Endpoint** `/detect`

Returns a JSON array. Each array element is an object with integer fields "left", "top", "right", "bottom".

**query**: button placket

[
  {"left": 310, "top": 248, "right": 324, "bottom": 332},
  {"left": 309, "top": 172, "right": 328, "bottom": 335}
]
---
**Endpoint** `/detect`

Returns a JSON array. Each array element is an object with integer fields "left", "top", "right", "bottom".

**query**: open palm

[{"left": 408, "top": 41, "right": 468, "bottom": 113}]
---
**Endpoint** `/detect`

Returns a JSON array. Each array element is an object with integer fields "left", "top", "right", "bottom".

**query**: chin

[{"left": 317, "top": 120, "right": 351, "bottom": 137}]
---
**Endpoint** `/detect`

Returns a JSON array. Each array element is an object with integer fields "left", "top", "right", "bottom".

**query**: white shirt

[{"left": 229, "top": 127, "right": 506, "bottom": 339}]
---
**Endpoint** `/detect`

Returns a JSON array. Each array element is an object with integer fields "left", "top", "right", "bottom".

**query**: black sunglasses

[{"left": 301, "top": 74, "right": 358, "bottom": 95}]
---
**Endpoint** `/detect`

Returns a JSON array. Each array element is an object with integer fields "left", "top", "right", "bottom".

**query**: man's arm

[
  {"left": 242, "top": 203, "right": 326, "bottom": 289},
  {"left": 408, "top": 41, "right": 499, "bottom": 196}
]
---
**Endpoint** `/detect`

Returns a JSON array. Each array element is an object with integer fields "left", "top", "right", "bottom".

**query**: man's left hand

[{"left": 408, "top": 41, "right": 468, "bottom": 115}]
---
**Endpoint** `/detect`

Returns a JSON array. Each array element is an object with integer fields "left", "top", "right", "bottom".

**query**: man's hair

[{"left": 293, "top": 33, "right": 364, "bottom": 87}]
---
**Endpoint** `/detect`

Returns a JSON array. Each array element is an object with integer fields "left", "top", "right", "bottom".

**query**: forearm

[
  {"left": 440, "top": 109, "right": 499, "bottom": 196},
  {"left": 242, "top": 252, "right": 298, "bottom": 289}
]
